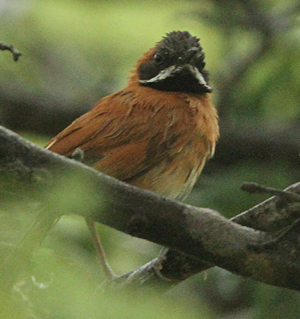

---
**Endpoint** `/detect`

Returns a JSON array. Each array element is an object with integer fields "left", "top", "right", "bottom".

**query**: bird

[{"left": 46, "top": 30, "right": 219, "bottom": 278}]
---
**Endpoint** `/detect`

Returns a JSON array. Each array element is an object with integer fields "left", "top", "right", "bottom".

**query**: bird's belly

[{"left": 130, "top": 146, "right": 207, "bottom": 200}]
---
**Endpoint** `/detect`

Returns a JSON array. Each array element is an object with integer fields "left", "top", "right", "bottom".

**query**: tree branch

[
  {"left": 1, "top": 126, "right": 300, "bottom": 291},
  {"left": 0, "top": 42, "right": 21, "bottom": 61}
]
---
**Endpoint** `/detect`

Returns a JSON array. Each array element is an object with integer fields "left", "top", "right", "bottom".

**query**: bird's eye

[{"left": 154, "top": 52, "right": 164, "bottom": 65}]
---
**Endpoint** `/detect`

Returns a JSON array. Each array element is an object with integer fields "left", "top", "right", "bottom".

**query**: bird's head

[{"left": 132, "top": 31, "right": 211, "bottom": 94}]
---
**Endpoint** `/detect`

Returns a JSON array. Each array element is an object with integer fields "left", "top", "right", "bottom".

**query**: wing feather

[{"left": 46, "top": 88, "right": 209, "bottom": 183}]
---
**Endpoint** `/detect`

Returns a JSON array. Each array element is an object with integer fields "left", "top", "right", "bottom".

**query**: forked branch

[{"left": 0, "top": 126, "right": 300, "bottom": 291}]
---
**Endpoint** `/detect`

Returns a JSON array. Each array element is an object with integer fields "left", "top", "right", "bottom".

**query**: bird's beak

[{"left": 176, "top": 47, "right": 199, "bottom": 66}]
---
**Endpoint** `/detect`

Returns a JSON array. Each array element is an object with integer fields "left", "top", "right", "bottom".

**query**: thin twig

[
  {"left": 0, "top": 42, "right": 22, "bottom": 61},
  {"left": 241, "top": 182, "right": 300, "bottom": 202}
]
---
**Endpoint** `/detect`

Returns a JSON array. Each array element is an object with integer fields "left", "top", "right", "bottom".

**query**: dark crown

[{"left": 158, "top": 31, "right": 201, "bottom": 52}]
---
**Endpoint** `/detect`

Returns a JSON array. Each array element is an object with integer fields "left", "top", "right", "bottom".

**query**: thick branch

[{"left": 1, "top": 126, "right": 300, "bottom": 291}]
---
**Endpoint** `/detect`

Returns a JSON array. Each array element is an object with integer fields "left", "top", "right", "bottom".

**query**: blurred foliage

[
  {"left": 1, "top": 0, "right": 300, "bottom": 318},
  {"left": 0, "top": 173, "right": 211, "bottom": 319}
]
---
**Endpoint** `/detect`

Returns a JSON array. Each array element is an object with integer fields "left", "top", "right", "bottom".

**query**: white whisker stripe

[
  {"left": 139, "top": 65, "right": 179, "bottom": 84},
  {"left": 139, "top": 64, "right": 212, "bottom": 92}
]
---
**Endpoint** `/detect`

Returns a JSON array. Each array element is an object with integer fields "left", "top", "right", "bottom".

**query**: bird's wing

[{"left": 46, "top": 90, "right": 198, "bottom": 181}]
